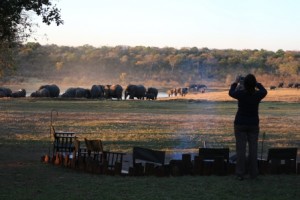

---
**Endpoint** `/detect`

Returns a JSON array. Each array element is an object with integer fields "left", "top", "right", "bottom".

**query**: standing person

[{"left": 229, "top": 74, "right": 267, "bottom": 180}]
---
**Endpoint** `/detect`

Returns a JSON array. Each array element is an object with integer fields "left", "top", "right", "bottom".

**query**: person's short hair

[{"left": 244, "top": 74, "right": 257, "bottom": 93}]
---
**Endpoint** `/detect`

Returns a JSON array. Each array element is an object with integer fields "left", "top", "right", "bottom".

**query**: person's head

[{"left": 244, "top": 74, "right": 257, "bottom": 93}]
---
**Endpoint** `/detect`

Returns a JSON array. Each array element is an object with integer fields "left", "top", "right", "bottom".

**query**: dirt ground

[{"left": 165, "top": 88, "right": 300, "bottom": 102}]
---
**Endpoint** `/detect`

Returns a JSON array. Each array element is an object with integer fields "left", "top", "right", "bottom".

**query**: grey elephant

[
  {"left": 0, "top": 87, "right": 12, "bottom": 97},
  {"left": 146, "top": 87, "right": 158, "bottom": 100},
  {"left": 197, "top": 84, "right": 207, "bottom": 91},
  {"left": 177, "top": 87, "right": 188, "bottom": 96},
  {"left": 90, "top": 85, "right": 105, "bottom": 98},
  {"left": 75, "top": 88, "right": 91, "bottom": 98},
  {"left": 11, "top": 89, "right": 26, "bottom": 98},
  {"left": 0, "top": 91, "right": 5, "bottom": 98},
  {"left": 61, "top": 87, "right": 91, "bottom": 98},
  {"left": 61, "top": 87, "right": 76, "bottom": 98},
  {"left": 104, "top": 84, "right": 123, "bottom": 100},
  {"left": 189, "top": 84, "right": 198, "bottom": 92},
  {"left": 145, "top": 93, "right": 155, "bottom": 100},
  {"left": 31, "top": 88, "right": 50, "bottom": 97},
  {"left": 124, "top": 84, "right": 146, "bottom": 100},
  {"left": 39, "top": 84, "right": 60, "bottom": 97},
  {"left": 278, "top": 82, "right": 284, "bottom": 88}
]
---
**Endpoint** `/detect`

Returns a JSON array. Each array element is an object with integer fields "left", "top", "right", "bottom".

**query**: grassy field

[{"left": 0, "top": 98, "right": 299, "bottom": 200}]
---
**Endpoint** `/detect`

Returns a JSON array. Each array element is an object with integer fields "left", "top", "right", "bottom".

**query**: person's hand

[{"left": 234, "top": 75, "right": 241, "bottom": 84}]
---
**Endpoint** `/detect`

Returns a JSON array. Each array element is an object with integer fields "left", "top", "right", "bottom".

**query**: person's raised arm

[
  {"left": 256, "top": 82, "right": 268, "bottom": 99},
  {"left": 229, "top": 75, "right": 240, "bottom": 99}
]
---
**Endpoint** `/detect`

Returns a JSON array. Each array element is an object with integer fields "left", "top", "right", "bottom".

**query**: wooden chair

[
  {"left": 51, "top": 126, "right": 76, "bottom": 157},
  {"left": 84, "top": 138, "right": 125, "bottom": 175},
  {"left": 84, "top": 138, "right": 105, "bottom": 173},
  {"left": 197, "top": 148, "right": 230, "bottom": 175},
  {"left": 84, "top": 138, "right": 104, "bottom": 161},
  {"left": 267, "top": 147, "right": 298, "bottom": 174},
  {"left": 103, "top": 150, "right": 126, "bottom": 175},
  {"left": 71, "top": 139, "right": 87, "bottom": 169}
]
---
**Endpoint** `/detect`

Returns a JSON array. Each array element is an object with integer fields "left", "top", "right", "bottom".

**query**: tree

[{"left": 0, "top": 0, "right": 63, "bottom": 76}]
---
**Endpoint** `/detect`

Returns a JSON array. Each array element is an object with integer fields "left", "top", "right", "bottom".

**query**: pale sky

[{"left": 29, "top": 0, "right": 300, "bottom": 51}]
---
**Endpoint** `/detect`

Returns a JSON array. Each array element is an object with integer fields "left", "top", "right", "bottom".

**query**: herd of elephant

[
  {"left": 167, "top": 84, "right": 207, "bottom": 97},
  {"left": 0, "top": 84, "right": 159, "bottom": 100},
  {"left": 167, "top": 87, "right": 189, "bottom": 97}
]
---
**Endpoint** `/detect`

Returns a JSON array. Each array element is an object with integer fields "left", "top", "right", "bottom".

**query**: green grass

[
  {"left": 1, "top": 99, "right": 299, "bottom": 153},
  {"left": 0, "top": 99, "right": 299, "bottom": 200}
]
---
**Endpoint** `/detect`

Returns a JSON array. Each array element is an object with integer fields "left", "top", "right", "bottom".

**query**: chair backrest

[
  {"left": 133, "top": 147, "right": 165, "bottom": 166},
  {"left": 74, "top": 139, "right": 81, "bottom": 152},
  {"left": 198, "top": 148, "right": 230, "bottom": 163},
  {"left": 52, "top": 126, "right": 76, "bottom": 156},
  {"left": 72, "top": 139, "right": 81, "bottom": 159},
  {"left": 84, "top": 138, "right": 92, "bottom": 151},
  {"left": 267, "top": 148, "right": 297, "bottom": 161},
  {"left": 84, "top": 138, "right": 104, "bottom": 152},
  {"left": 84, "top": 138, "right": 125, "bottom": 174},
  {"left": 103, "top": 151, "right": 125, "bottom": 171}
]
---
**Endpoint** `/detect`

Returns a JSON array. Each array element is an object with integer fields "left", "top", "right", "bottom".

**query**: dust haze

[{"left": 3, "top": 63, "right": 167, "bottom": 95}]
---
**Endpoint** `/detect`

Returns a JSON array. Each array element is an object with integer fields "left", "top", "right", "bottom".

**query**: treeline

[{"left": 4, "top": 42, "right": 300, "bottom": 86}]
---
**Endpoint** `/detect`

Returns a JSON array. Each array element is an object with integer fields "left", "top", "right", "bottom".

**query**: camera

[
  {"left": 239, "top": 76, "right": 245, "bottom": 84},
  {"left": 236, "top": 75, "right": 245, "bottom": 91}
]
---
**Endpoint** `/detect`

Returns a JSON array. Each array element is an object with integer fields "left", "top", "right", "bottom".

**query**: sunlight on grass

[{"left": 1, "top": 99, "right": 299, "bottom": 158}]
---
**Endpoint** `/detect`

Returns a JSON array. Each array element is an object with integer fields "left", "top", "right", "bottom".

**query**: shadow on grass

[{"left": 0, "top": 140, "right": 299, "bottom": 200}]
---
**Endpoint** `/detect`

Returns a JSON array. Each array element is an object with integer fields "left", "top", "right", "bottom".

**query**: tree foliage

[
  {"left": 9, "top": 43, "right": 300, "bottom": 85},
  {"left": 0, "top": 0, "right": 63, "bottom": 75}
]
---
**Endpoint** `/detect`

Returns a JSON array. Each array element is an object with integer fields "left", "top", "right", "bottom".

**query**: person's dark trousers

[{"left": 234, "top": 125, "right": 259, "bottom": 178}]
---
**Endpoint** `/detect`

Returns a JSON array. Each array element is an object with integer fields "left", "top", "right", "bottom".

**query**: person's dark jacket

[{"left": 229, "top": 83, "right": 267, "bottom": 126}]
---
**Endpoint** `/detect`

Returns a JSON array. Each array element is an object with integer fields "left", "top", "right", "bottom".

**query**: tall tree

[{"left": 0, "top": 0, "right": 63, "bottom": 76}]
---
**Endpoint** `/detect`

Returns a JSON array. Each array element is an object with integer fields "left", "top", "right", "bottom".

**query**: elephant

[
  {"left": 270, "top": 86, "right": 276, "bottom": 90},
  {"left": 90, "top": 85, "right": 105, "bottom": 98},
  {"left": 173, "top": 88, "right": 178, "bottom": 96},
  {"left": 197, "top": 84, "right": 207, "bottom": 91},
  {"left": 0, "top": 87, "right": 12, "bottom": 97},
  {"left": 167, "top": 89, "right": 173, "bottom": 97},
  {"left": 124, "top": 84, "right": 146, "bottom": 100},
  {"left": 288, "top": 83, "right": 294, "bottom": 88},
  {"left": 189, "top": 84, "right": 206, "bottom": 92},
  {"left": 75, "top": 88, "right": 91, "bottom": 98},
  {"left": 11, "top": 89, "right": 26, "bottom": 98},
  {"left": 61, "top": 87, "right": 91, "bottom": 98},
  {"left": 189, "top": 84, "right": 197, "bottom": 92},
  {"left": 177, "top": 87, "right": 188, "bottom": 96},
  {"left": 168, "top": 88, "right": 177, "bottom": 97},
  {"left": 39, "top": 84, "right": 60, "bottom": 97},
  {"left": 278, "top": 82, "right": 284, "bottom": 88},
  {"left": 31, "top": 88, "right": 50, "bottom": 97},
  {"left": 104, "top": 84, "right": 123, "bottom": 100},
  {"left": 61, "top": 87, "right": 77, "bottom": 98},
  {"left": 167, "top": 88, "right": 177, "bottom": 97},
  {"left": 0, "top": 91, "right": 5, "bottom": 98},
  {"left": 146, "top": 87, "right": 158, "bottom": 100},
  {"left": 145, "top": 93, "right": 155, "bottom": 100},
  {"left": 31, "top": 84, "right": 59, "bottom": 98}
]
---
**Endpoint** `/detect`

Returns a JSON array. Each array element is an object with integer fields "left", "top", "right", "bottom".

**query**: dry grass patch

[{"left": 166, "top": 88, "right": 300, "bottom": 102}]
